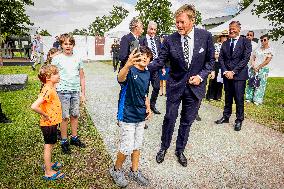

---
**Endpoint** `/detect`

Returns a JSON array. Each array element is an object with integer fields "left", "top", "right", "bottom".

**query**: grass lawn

[
  {"left": 204, "top": 77, "right": 284, "bottom": 132},
  {"left": 0, "top": 66, "right": 118, "bottom": 188}
]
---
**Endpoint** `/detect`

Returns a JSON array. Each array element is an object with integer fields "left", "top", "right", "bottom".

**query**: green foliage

[
  {"left": 0, "top": 66, "right": 118, "bottom": 188},
  {"left": 72, "top": 28, "right": 89, "bottom": 35},
  {"left": 38, "top": 29, "right": 51, "bottom": 36},
  {"left": 135, "top": 0, "right": 173, "bottom": 35},
  {"left": 88, "top": 6, "right": 129, "bottom": 36},
  {"left": 252, "top": 0, "right": 284, "bottom": 42},
  {"left": 0, "top": 0, "right": 34, "bottom": 36},
  {"left": 195, "top": 10, "right": 202, "bottom": 26},
  {"left": 205, "top": 77, "right": 284, "bottom": 132},
  {"left": 239, "top": 0, "right": 254, "bottom": 11}
]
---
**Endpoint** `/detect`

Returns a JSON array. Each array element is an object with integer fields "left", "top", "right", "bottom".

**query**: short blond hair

[{"left": 174, "top": 4, "right": 196, "bottom": 20}]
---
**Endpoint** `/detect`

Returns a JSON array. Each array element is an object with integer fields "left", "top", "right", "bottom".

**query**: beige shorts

[{"left": 119, "top": 121, "right": 145, "bottom": 155}]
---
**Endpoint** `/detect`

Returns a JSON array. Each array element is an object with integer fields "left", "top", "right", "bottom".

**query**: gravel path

[{"left": 85, "top": 61, "right": 284, "bottom": 189}]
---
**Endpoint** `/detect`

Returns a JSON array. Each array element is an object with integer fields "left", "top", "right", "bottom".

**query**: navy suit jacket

[
  {"left": 219, "top": 36, "right": 252, "bottom": 80},
  {"left": 139, "top": 36, "right": 161, "bottom": 54},
  {"left": 119, "top": 32, "right": 138, "bottom": 69},
  {"left": 148, "top": 28, "right": 215, "bottom": 101}
]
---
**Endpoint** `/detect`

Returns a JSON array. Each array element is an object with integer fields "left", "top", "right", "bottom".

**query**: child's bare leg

[
  {"left": 131, "top": 150, "right": 140, "bottom": 172},
  {"left": 159, "top": 80, "right": 163, "bottom": 95},
  {"left": 163, "top": 81, "right": 166, "bottom": 95},
  {"left": 70, "top": 115, "right": 78, "bottom": 137},
  {"left": 60, "top": 118, "right": 69, "bottom": 139},
  {"left": 43, "top": 144, "right": 56, "bottom": 176},
  {"left": 115, "top": 152, "right": 127, "bottom": 170}
]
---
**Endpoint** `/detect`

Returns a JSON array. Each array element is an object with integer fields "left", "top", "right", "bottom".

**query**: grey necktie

[
  {"left": 150, "top": 38, "right": 157, "bottom": 58},
  {"left": 183, "top": 35, "right": 190, "bottom": 68}
]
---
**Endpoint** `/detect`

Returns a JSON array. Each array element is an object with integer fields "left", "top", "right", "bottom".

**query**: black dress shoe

[
  {"left": 234, "top": 122, "right": 242, "bottom": 131},
  {"left": 175, "top": 151, "right": 187, "bottom": 167},
  {"left": 195, "top": 114, "right": 201, "bottom": 121},
  {"left": 215, "top": 117, "right": 229, "bottom": 124},
  {"left": 151, "top": 107, "right": 161, "bottom": 114},
  {"left": 144, "top": 124, "right": 148, "bottom": 129},
  {"left": 156, "top": 149, "right": 166, "bottom": 164}
]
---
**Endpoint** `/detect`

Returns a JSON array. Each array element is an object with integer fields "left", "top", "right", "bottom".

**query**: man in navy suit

[
  {"left": 148, "top": 4, "right": 215, "bottom": 167},
  {"left": 119, "top": 17, "right": 144, "bottom": 71},
  {"left": 140, "top": 21, "right": 162, "bottom": 114},
  {"left": 215, "top": 21, "right": 252, "bottom": 131}
]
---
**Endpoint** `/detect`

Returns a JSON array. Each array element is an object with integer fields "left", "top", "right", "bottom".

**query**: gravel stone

[{"left": 85, "top": 61, "right": 284, "bottom": 189}]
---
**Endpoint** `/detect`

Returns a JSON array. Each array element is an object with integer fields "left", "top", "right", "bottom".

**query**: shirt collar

[
  {"left": 230, "top": 35, "right": 240, "bottom": 41},
  {"left": 182, "top": 27, "right": 194, "bottom": 39},
  {"left": 146, "top": 34, "right": 155, "bottom": 40},
  {"left": 131, "top": 32, "right": 139, "bottom": 40}
]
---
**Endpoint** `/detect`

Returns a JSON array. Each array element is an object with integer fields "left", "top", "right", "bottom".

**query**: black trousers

[
  {"left": 206, "top": 78, "right": 223, "bottom": 100},
  {"left": 150, "top": 71, "right": 160, "bottom": 108},
  {"left": 160, "top": 86, "right": 200, "bottom": 153},
  {"left": 223, "top": 79, "right": 246, "bottom": 122},
  {"left": 113, "top": 54, "right": 119, "bottom": 70}
]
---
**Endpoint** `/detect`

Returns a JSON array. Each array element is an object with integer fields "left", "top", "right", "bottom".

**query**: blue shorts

[{"left": 57, "top": 91, "right": 80, "bottom": 119}]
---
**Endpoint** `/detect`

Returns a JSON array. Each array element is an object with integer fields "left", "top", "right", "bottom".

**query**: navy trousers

[
  {"left": 160, "top": 85, "right": 200, "bottom": 153},
  {"left": 223, "top": 78, "right": 246, "bottom": 122},
  {"left": 150, "top": 71, "right": 160, "bottom": 108}
]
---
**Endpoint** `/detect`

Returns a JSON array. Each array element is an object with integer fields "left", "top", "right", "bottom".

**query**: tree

[
  {"left": 195, "top": 10, "right": 202, "bottom": 26},
  {"left": 72, "top": 28, "right": 89, "bottom": 35},
  {"left": 38, "top": 29, "right": 51, "bottom": 36},
  {"left": 88, "top": 6, "right": 129, "bottom": 36},
  {"left": 135, "top": 0, "right": 173, "bottom": 35},
  {"left": 252, "top": 0, "right": 284, "bottom": 42},
  {"left": 239, "top": 0, "right": 254, "bottom": 11},
  {"left": 0, "top": 0, "right": 34, "bottom": 36}
]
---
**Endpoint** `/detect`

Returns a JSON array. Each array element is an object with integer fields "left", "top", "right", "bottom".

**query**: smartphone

[{"left": 130, "top": 40, "right": 140, "bottom": 53}]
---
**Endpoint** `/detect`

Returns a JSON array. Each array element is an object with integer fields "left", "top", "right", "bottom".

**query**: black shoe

[
  {"left": 144, "top": 124, "right": 148, "bottom": 129},
  {"left": 0, "top": 113, "right": 12, "bottom": 123},
  {"left": 215, "top": 117, "right": 229, "bottom": 124},
  {"left": 175, "top": 151, "right": 187, "bottom": 167},
  {"left": 234, "top": 122, "right": 242, "bottom": 131},
  {"left": 156, "top": 149, "right": 167, "bottom": 164},
  {"left": 195, "top": 114, "right": 201, "bottom": 121},
  {"left": 151, "top": 107, "right": 161, "bottom": 114},
  {"left": 70, "top": 137, "right": 86, "bottom": 148},
  {"left": 61, "top": 141, "right": 71, "bottom": 154}
]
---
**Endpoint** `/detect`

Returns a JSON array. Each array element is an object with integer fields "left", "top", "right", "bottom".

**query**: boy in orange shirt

[{"left": 31, "top": 64, "right": 65, "bottom": 180}]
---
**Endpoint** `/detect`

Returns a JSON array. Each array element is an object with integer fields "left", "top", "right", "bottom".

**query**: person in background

[
  {"left": 140, "top": 21, "right": 162, "bottom": 114},
  {"left": 215, "top": 21, "right": 252, "bottom": 131},
  {"left": 206, "top": 30, "right": 228, "bottom": 101},
  {"left": 246, "top": 34, "right": 274, "bottom": 105},
  {"left": 32, "top": 34, "right": 44, "bottom": 70},
  {"left": 53, "top": 36, "right": 60, "bottom": 49},
  {"left": 45, "top": 48, "right": 60, "bottom": 65},
  {"left": 110, "top": 39, "right": 120, "bottom": 72}
]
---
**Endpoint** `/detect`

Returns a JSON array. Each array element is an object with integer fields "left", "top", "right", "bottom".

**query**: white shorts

[{"left": 119, "top": 121, "right": 145, "bottom": 155}]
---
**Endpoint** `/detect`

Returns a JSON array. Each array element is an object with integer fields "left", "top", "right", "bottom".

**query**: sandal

[
  {"left": 42, "top": 170, "right": 65, "bottom": 181},
  {"left": 42, "top": 162, "right": 63, "bottom": 171}
]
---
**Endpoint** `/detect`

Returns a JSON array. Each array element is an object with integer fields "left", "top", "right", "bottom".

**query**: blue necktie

[
  {"left": 183, "top": 35, "right": 190, "bottom": 68},
  {"left": 150, "top": 38, "right": 157, "bottom": 58}
]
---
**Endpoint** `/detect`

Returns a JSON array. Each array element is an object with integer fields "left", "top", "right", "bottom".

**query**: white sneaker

[{"left": 109, "top": 166, "right": 128, "bottom": 188}]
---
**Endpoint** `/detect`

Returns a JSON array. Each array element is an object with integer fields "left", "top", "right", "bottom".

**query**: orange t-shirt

[{"left": 39, "top": 85, "right": 62, "bottom": 126}]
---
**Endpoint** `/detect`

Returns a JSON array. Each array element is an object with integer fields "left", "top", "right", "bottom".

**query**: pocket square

[{"left": 199, "top": 48, "right": 204, "bottom": 53}]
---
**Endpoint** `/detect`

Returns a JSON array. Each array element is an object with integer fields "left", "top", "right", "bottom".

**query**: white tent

[
  {"left": 208, "top": 0, "right": 284, "bottom": 77},
  {"left": 104, "top": 11, "right": 139, "bottom": 39}
]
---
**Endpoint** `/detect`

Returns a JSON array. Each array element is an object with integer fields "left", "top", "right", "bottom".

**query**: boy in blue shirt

[{"left": 110, "top": 46, "right": 152, "bottom": 187}]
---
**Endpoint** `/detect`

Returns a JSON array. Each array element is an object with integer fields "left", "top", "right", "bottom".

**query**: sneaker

[
  {"left": 70, "top": 137, "right": 86, "bottom": 148},
  {"left": 128, "top": 169, "right": 149, "bottom": 186},
  {"left": 61, "top": 141, "right": 71, "bottom": 154},
  {"left": 246, "top": 100, "right": 252, "bottom": 103},
  {"left": 109, "top": 166, "right": 128, "bottom": 188}
]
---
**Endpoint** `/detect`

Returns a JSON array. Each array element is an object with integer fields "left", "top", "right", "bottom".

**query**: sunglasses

[{"left": 261, "top": 39, "right": 268, "bottom": 42}]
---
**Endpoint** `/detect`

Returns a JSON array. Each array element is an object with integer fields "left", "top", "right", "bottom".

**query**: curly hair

[{"left": 38, "top": 64, "right": 59, "bottom": 84}]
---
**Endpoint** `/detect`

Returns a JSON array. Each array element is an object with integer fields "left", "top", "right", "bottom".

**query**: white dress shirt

[
  {"left": 181, "top": 28, "right": 194, "bottom": 67},
  {"left": 146, "top": 34, "right": 158, "bottom": 57}
]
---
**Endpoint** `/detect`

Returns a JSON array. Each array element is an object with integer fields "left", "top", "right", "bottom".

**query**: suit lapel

[
  {"left": 172, "top": 33, "right": 185, "bottom": 64},
  {"left": 232, "top": 37, "right": 242, "bottom": 57},
  {"left": 191, "top": 28, "right": 200, "bottom": 66}
]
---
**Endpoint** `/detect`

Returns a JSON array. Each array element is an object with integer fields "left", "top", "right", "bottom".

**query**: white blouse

[{"left": 254, "top": 46, "right": 274, "bottom": 67}]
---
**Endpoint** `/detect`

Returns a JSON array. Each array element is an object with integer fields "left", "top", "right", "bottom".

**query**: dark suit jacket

[
  {"left": 148, "top": 28, "right": 215, "bottom": 101},
  {"left": 119, "top": 33, "right": 137, "bottom": 69},
  {"left": 219, "top": 36, "right": 252, "bottom": 80},
  {"left": 139, "top": 36, "right": 161, "bottom": 54}
]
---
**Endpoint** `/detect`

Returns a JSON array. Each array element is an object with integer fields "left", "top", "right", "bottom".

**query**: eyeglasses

[{"left": 261, "top": 39, "right": 268, "bottom": 42}]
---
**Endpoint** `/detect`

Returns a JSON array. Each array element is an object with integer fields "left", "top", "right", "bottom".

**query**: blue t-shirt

[{"left": 117, "top": 67, "right": 150, "bottom": 123}]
